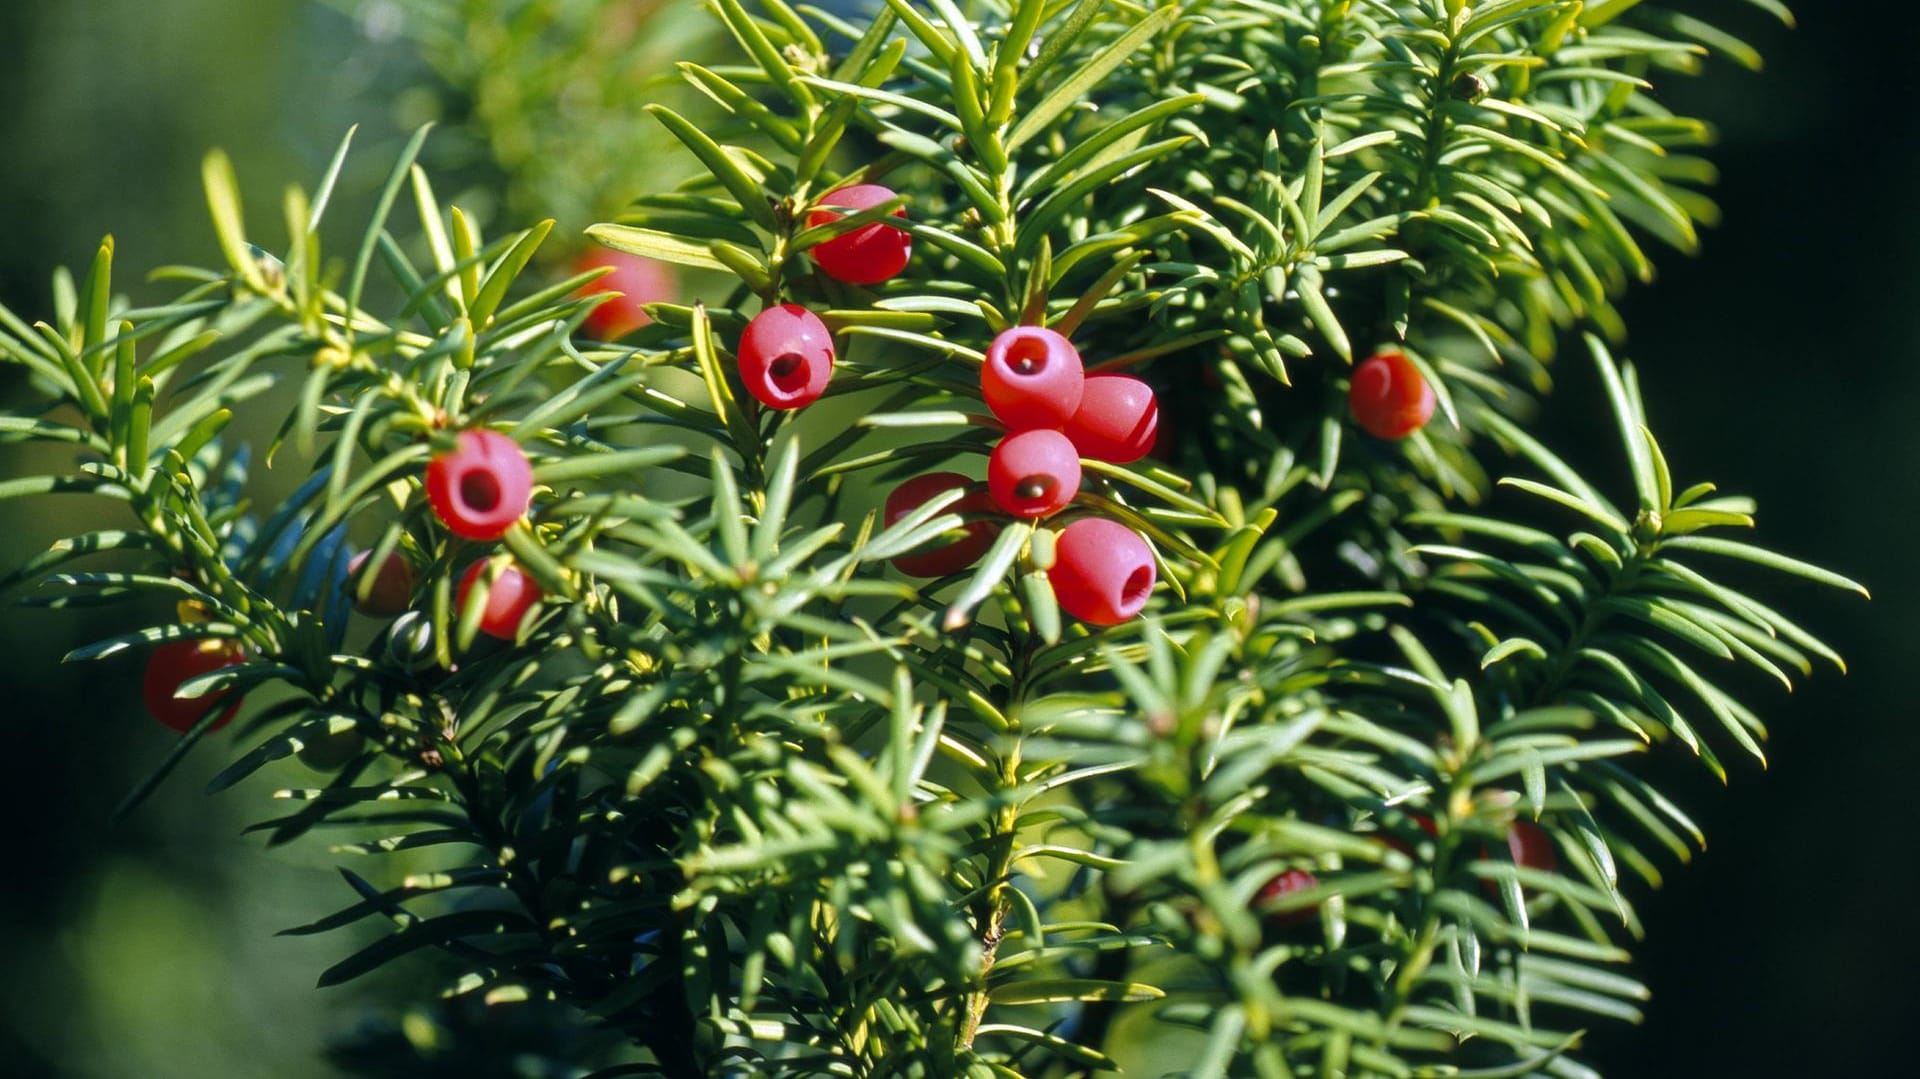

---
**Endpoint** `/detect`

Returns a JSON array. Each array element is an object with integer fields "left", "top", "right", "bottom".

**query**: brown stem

[{"left": 958, "top": 900, "right": 1008, "bottom": 1049}]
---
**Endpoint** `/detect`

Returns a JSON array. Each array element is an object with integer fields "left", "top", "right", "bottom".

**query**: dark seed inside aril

[
  {"left": 460, "top": 471, "right": 501, "bottom": 513},
  {"left": 768, "top": 354, "right": 809, "bottom": 392}
]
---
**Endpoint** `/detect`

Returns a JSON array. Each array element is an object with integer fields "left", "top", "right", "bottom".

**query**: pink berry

[
  {"left": 1349, "top": 351, "right": 1435, "bottom": 440},
  {"left": 884, "top": 472, "right": 998, "bottom": 578},
  {"left": 346, "top": 549, "right": 415, "bottom": 618},
  {"left": 806, "top": 184, "right": 911, "bottom": 285},
  {"left": 142, "top": 639, "right": 245, "bottom": 733},
  {"left": 426, "top": 430, "right": 534, "bottom": 541},
  {"left": 1050, "top": 517, "right": 1155, "bottom": 625},
  {"left": 574, "top": 249, "right": 675, "bottom": 340},
  {"left": 988, "top": 429, "right": 1081, "bottom": 519},
  {"left": 982, "top": 326, "right": 1085, "bottom": 431},
  {"left": 738, "top": 304, "right": 834, "bottom": 410},
  {"left": 1064, "top": 374, "right": 1159, "bottom": 464},
  {"left": 457, "top": 559, "right": 544, "bottom": 641},
  {"left": 1256, "top": 868, "right": 1322, "bottom": 928}
]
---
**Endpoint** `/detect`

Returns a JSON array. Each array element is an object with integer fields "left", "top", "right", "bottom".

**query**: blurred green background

[{"left": 0, "top": 2, "right": 1909, "bottom": 1076}]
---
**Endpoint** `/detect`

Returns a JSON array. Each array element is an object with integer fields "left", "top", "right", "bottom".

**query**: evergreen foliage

[
  {"left": 0, "top": 1, "right": 1862, "bottom": 1075},
  {"left": 338, "top": 0, "right": 722, "bottom": 229}
]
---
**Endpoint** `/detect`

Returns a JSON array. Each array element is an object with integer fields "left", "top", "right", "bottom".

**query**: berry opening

[
  {"left": 768, "top": 353, "right": 811, "bottom": 396},
  {"left": 459, "top": 470, "right": 502, "bottom": 514},
  {"left": 1006, "top": 335, "right": 1049, "bottom": 375},
  {"left": 1121, "top": 566, "right": 1153, "bottom": 609},
  {"left": 1015, "top": 477, "right": 1054, "bottom": 502}
]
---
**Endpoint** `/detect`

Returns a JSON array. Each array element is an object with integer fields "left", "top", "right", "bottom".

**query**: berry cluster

[
  {"left": 732, "top": 184, "right": 914, "bottom": 411},
  {"left": 889, "top": 326, "right": 1161, "bottom": 626},
  {"left": 147, "top": 180, "right": 921, "bottom": 735},
  {"left": 142, "top": 429, "right": 549, "bottom": 732},
  {"left": 425, "top": 431, "right": 545, "bottom": 641},
  {"left": 716, "top": 182, "right": 1160, "bottom": 627}
]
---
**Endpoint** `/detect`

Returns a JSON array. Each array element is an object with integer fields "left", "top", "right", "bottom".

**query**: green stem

[{"left": 1409, "top": 43, "right": 1460, "bottom": 211}]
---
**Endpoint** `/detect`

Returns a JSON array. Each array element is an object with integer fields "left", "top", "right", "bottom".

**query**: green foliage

[
  {"left": 0, "top": 1, "right": 1861, "bottom": 1076},
  {"left": 342, "top": 0, "right": 725, "bottom": 231}
]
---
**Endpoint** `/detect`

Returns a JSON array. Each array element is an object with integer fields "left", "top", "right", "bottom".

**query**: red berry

[
  {"left": 988, "top": 429, "right": 1081, "bottom": 519},
  {"left": 1147, "top": 410, "right": 1177, "bottom": 463},
  {"left": 458, "top": 559, "right": 544, "bottom": 641},
  {"left": 1506, "top": 820, "right": 1558, "bottom": 873},
  {"left": 1050, "top": 517, "right": 1155, "bottom": 625},
  {"left": 574, "top": 249, "right": 675, "bottom": 340},
  {"left": 1064, "top": 374, "right": 1159, "bottom": 464},
  {"left": 346, "top": 549, "right": 415, "bottom": 618},
  {"left": 1257, "top": 868, "right": 1321, "bottom": 928},
  {"left": 1349, "top": 350, "right": 1436, "bottom": 440},
  {"left": 983, "top": 326, "right": 1085, "bottom": 431},
  {"left": 806, "top": 184, "right": 911, "bottom": 285},
  {"left": 884, "top": 472, "right": 998, "bottom": 578},
  {"left": 142, "top": 639, "right": 245, "bottom": 733},
  {"left": 1479, "top": 819, "right": 1558, "bottom": 901},
  {"left": 738, "top": 304, "right": 835, "bottom": 410},
  {"left": 427, "top": 430, "right": 534, "bottom": 541},
  {"left": 1380, "top": 813, "right": 1438, "bottom": 858}
]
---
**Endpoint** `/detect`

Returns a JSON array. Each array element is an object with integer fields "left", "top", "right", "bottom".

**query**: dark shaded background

[{"left": 0, "top": 2, "right": 1910, "bottom": 1076}]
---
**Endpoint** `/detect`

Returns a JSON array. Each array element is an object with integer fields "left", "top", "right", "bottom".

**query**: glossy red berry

[
  {"left": 738, "top": 304, "right": 835, "bottom": 410},
  {"left": 427, "top": 430, "right": 534, "bottom": 541},
  {"left": 458, "top": 559, "right": 544, "bottom": 641},
  {"left": 1257, "top": 868, "right": 1321, "bottom": 928},
  {"left": 1506, "top": 820, "right": 1558, "bottom": 873},
  {"left": 988, "top": 429, "right": 1081, "bottom": 519},
  {"left": 1064, "top": 374, "right": 1159, "bottom": 464},
  {"left": 346, "top": 549, "right": 415, "bottom": 618},
  {"left": 983, "top": 326, "right": 1085, "bottom": 431},
  {"left": 1050, "top": 517, "right": 1155, "bottom": 625},
  {"left": 1349, "top": 350, "right": 1436, "bottom": 440},
  {"left": 884, "top": 472, "right": 998, "bottom": 577},
  {"left": 574, "top": 249, "right": 675, "bottom": 340},
  {"left": 142, "top": 639, "right": 245, "bottom": 733},
  {"left": 806, "top": 184, "right": 912, "bottom": 284}
]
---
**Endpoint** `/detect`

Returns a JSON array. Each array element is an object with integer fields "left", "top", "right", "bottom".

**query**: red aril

[
  {"left": 1050, "top": 517, "right": 1155, "bottom": 625},
  {"left": 806, "top": 184, "right": 911, "bottom": 285},
  {"left": 982, "top": 326, "right": 1084, "bottom": 431},
  {"left": 884, "top": 472, "right": 998, "bottom": 577},
  {"left": 427, "top": 430, "right": 534, "bottom": 541},
  {"left": 988, "top": 429, "right": 1081, "bottom": 519},
  {"left": 738, "top": 304, "right": 835, "bottom": 410}
]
